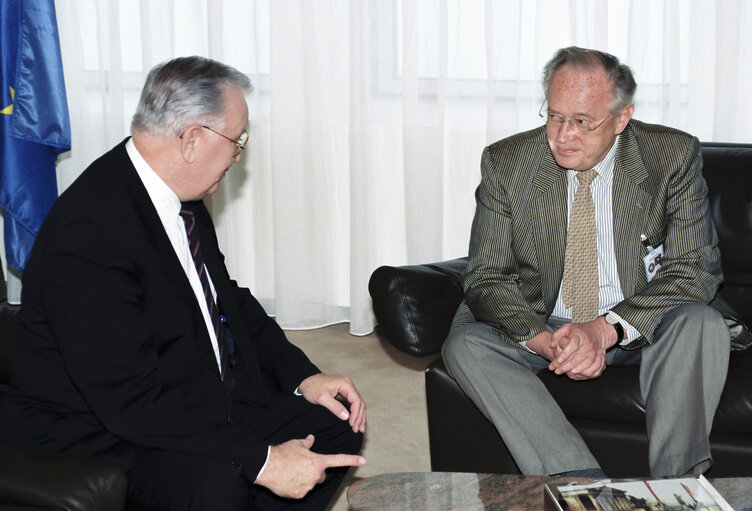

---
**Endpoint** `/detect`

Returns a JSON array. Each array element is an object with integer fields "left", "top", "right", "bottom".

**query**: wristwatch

[{"left": 602, "top": 312, "right": 625, "bottom": 341}]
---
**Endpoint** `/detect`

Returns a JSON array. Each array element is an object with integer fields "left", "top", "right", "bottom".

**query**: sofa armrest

[
  {"left": 0, "top": 442, "right": 127, "bottom": 511},
  {"left": 368, "top": 258, "right": 467, "bottom": 356}
]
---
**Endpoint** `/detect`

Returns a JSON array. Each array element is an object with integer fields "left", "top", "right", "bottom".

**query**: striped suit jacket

[{"left": 454, "top": 119, "right": 746, "bottom": 350}]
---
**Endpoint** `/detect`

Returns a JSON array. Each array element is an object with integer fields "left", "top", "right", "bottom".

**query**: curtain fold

[{"left": 45, "top": 0, "right": 752, "bottom": 336}]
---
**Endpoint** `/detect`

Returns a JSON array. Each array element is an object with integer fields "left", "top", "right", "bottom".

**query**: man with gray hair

[
  {"left": 442, "top": 46, "right": 747, "bottom": 478},
  {"left": 0, "top": 56, "right": 365, "bottom": 510}
]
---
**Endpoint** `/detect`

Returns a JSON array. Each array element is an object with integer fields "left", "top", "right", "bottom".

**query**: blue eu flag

[{"left": 0, "top": 0, "right": 71, "bottom": 272}]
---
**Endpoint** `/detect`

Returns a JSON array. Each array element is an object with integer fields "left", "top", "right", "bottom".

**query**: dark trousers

[{"left": 123, "top": 393, "right": 363, "bottom": 511}]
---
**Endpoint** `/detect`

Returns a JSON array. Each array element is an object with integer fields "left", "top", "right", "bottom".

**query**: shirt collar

[
  {"left": 125, "top": 138, "right": 182, "bottom": 225},
  {"left": 565, "top": 134, "right": 620, "bottom": 184},
  {"left": 593, "top": 134, "right": 620, "bottom": 181}
]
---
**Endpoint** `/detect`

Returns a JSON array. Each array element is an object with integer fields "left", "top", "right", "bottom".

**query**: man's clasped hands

[{"left": 526, "top": 317, "right": 620, "bottom": 381}]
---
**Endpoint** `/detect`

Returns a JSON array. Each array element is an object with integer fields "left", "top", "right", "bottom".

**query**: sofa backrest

[{"left": 702, "top": 143, "right": 752, "bottom": 328}]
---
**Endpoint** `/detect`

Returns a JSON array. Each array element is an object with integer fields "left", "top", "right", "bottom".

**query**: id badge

[{"left": 643, "top": 244, "right": 664, "bottom": 282}]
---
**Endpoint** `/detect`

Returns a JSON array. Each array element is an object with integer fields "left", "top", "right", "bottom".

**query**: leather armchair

[
  {"left": 0, "top": 304, "right": 127, "bottom": 511},
  {"left": 369, "top": 142, "right": 752, "bottom": 478}
]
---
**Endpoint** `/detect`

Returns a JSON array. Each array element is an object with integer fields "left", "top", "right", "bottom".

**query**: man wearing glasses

[
  {"left": 442, "top": 47, "right": 747, "bottom": 478},
  {"left": 0, "top": 56, "right": 365, "bottom": 510}
]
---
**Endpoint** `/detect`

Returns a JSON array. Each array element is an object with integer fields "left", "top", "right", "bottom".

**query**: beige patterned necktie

[{"left": 562, "top": 169, "right": 599, "bottom": 323}]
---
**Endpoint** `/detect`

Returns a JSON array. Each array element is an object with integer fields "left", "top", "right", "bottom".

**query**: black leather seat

[{"left": 369, "top": 142, "right": 752, "bottom": 478}]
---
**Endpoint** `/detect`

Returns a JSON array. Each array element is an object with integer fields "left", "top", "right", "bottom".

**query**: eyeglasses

[
  {"left": 538, "top": 100, "right": 612, "bottom": 133},
  {"left": 202, "top": 125, "right": 249, "bottom": 157}
]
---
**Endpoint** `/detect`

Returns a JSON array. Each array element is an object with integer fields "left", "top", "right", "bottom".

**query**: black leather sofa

[
  {"left": 0, "top": 303, "right": 127, "bottom": 511},
  {"left": 369, "top": 142, "right": 752, "bottom": 478}
]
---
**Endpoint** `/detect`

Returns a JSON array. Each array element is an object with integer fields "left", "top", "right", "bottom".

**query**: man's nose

[{"left": 555, "top": 120, "right": 577, "bottom": 142}]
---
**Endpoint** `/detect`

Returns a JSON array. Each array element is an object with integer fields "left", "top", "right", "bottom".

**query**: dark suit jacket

[
  {"left": 454, "top": 119, "right": 744, "bottom": 349},
  {"left": 0, "top": 138, "right": 319, "bottom": 476}
]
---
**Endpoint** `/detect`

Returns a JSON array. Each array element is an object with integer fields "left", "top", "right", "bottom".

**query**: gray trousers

[{"left": 441, "top": 303, "right": 729, "bottom": 477}]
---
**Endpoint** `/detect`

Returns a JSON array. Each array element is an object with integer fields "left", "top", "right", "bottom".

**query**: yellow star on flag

[{"left": 1, "top": 87, "right": 14, "bottom": 115}]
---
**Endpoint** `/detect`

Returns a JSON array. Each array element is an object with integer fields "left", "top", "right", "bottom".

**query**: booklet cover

[{"left": 543, "top": 475, "right": 734, "bottom": 511}]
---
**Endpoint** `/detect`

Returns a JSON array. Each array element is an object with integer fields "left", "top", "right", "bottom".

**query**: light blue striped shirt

[{"left": 552, "top": 135, "right": 638, "bottom": 344}]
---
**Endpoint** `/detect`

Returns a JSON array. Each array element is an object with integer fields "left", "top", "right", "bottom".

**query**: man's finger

[
  {"left": 319, "top": 393, "right": 350, "bottom": 421},
  {"left": 549, "top": 338, "right": 578, "bottom": 371},
  {"left": 323, "top": 453, "right": 366, "bottom": 468},
  {"left": 554, "top": 350, "right": 593, "bottom": 375},
  {"left": 350, "top": 400, "right": 367, "bottom": 432},
  {"left": 557, "top": 338, "right": 578, "bottom": 361},
  {"left": 567, "top": 352, "right": 606, "bottom": 380},
  {"left": 551, "top": 324, "right": 571, "bottom": 343},
  {"left": 568, "top": 353, "right": 597, "bottom": 374}
]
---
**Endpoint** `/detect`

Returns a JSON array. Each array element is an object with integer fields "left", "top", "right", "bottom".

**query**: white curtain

[{"left": 47, "top": 0, "right": 752, "bottom": 336}]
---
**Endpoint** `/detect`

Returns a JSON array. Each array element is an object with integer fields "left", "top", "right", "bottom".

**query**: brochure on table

[{"left": 543, "top": 474, "right": 734, "bottom": 511}]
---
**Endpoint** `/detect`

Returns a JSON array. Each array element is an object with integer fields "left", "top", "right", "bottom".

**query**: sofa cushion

[
  {"left": 539, "top": 367, "right": 646, "bottom": 425},
  {"left": 0, "top": 442, "right": 127, "bottom": 511},
  {"left": 539, "top": 348, "right": 752, "bottom": 434},
  {"left": 714, "top": 348, "right": 752, "bottom": 433}
]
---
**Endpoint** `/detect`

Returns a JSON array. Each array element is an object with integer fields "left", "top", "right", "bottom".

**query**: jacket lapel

[
  {"left": 612, "top": 126, "right": 652, "bottom": 298},
  {"left": 531, "top": 148, "right": 568, "bottom": 313},
  {"left": 182, "top": 201, "right": 261, "bottom": 382}
]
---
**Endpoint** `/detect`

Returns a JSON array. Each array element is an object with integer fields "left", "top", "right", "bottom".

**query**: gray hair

[
  {"left": 131, "top": 56, "right": 253, "bottom": 137},
  {"left": 542, "top": 46, "right": 636, "bottom": 113}
]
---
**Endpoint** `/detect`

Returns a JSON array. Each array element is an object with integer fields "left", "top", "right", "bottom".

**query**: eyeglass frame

[
  {"left": 201, "top": 125, "right": 249, "bottom": 157},
  {"left": 538, "top": 100, "right": 613, "bottom": 133}
]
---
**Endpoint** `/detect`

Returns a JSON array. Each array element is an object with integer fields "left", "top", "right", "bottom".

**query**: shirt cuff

[
  {"left": 254, "top": 446, "right": 271, "bottom": 483},
  {"left": 606, "top": 310, "right": 640, "bottom": 346},
  {"left": 256, "top": 388, "right": 303, "bottom": 481}
]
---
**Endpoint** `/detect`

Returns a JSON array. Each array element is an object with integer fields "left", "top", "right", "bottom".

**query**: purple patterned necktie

[{"left": 179, "top": 209, "right": 231, "bottom": 387}]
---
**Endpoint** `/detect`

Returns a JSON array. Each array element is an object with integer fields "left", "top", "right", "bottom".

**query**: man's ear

[
  {"left": 179, "top": 126, "right": 201, "bottom": 164},
  {"left": 614, "top": 104, "right": 634, "bottom": 135}
]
